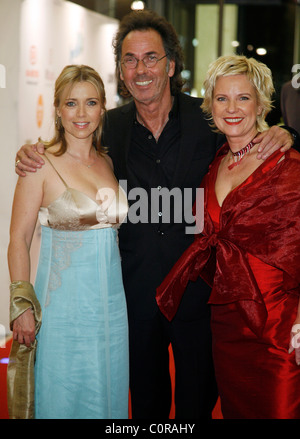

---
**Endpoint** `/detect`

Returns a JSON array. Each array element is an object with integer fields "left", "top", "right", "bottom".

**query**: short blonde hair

[
  {"left": 201, "top": 55, "right": 275, "bottom": 133},
  {"left": 42, "top": 65, "right": 107, "bottom": 155}
]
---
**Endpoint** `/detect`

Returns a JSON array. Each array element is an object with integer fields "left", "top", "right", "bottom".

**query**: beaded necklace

[{"left": 228, "top": 136, "right": 257, "bottom": 170}]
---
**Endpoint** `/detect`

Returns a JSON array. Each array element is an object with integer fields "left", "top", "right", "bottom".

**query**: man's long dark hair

[{"left": 113, "top": 9, "right": 185, "bottom": 98}]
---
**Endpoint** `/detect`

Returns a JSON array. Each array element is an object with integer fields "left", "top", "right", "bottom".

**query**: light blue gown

[{"left": 34, "top": 154, "right": 129, "bottom": 419}]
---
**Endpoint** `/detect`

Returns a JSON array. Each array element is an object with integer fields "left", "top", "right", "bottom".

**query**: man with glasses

[
  {"left": 122, "top": 53, "right": 168, "bottom": 70},
  {"left": 104, "top": 13, "right": 219, "bottom": 419},
  {"left": 15, "top": 10, "right": 297, "bottom": 419}
]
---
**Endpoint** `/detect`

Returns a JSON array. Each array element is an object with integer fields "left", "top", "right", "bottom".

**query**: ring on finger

[{"left": 15, "top": 159, "right": 21, "bottom": 167}]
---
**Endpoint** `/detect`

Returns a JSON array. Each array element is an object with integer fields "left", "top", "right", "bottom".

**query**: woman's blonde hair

[
  {"left": 201, "top": 55, "right": 275, "bottom": 133},
  {"left": 41, "top": 65, "right": 107, "bottom": 155}
]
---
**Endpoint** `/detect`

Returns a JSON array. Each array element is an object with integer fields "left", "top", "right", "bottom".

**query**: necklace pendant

[{"left": 228, "top": 160, "right": 242, "bottom": 170}]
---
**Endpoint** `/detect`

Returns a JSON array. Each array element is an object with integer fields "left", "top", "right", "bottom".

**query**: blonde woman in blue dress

[{"left": 7, "top": 65, "right": 129, "bottom": 419}]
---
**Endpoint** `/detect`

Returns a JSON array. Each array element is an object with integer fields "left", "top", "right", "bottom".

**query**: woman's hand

[{"left": 12, "top": 308, "right": 36, "bottom": 347}]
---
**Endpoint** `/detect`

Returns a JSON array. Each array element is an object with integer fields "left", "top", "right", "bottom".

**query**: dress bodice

[{"left": 38, "top": 154, "right": 128, "bottom": 231}]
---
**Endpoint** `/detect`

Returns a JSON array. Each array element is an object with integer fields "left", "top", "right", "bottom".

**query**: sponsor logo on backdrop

[
  {"left": 37, "top": 94, "right": 44, "bottom": 128},
  {"left": 30, "top": 45, "right": 37, "bottom": 65},
  {"left": 70, "top": 32, "right": 84, "bottom": 62},
  {"left": 26, "top": 45, "right": 39, "bottom": 83},
  {"left": 45, "top": 48, "right": 55, "bottom": 83}
]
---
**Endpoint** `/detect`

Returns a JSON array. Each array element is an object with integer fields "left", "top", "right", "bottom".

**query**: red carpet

[
  {"left": 0, "top": 336, "right": 11, "bottom": 419},
  {"left": 0, "top": 337, "right": 222, "bottom": 419}
]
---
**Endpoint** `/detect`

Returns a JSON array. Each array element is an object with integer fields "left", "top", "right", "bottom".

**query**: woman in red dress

[{"left": 157, "top": 55, "right": 300, "bottom": 419}]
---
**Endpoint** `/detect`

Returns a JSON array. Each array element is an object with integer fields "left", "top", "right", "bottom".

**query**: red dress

[
  {"left": 207, "top": 152, "right": 300, "bottom": 419},
  {"left": 157, "top": 146, "right": 300, "bottom": 419}
]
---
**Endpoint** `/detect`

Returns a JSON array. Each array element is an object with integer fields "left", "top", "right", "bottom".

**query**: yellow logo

[{"left": 37, "top": 94, "right": 43, "bottom": 128}]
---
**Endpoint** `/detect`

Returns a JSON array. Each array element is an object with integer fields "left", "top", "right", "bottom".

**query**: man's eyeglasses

[{"left": 121, "top": 54, "right": 168, "bottom": 69}]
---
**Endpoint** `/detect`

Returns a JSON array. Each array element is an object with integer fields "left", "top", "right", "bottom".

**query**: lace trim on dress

[{"left": 45, "top": 230, "right": 83, "bottom": 307}]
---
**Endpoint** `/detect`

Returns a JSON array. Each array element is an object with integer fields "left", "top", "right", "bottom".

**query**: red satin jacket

[{"left": 156, "top": 146, "right": 300, "bottom": 337}]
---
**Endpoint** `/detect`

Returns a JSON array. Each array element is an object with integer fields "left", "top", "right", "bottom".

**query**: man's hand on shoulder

[
  {"left": 15, "top": 142, "right": 45, "bottom": 176},
  {"left": 254, "top": 125, "right": 294, "bottom": 160}
]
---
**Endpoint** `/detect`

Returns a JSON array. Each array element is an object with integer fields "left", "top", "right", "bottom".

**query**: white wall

[{"left": 0, "top": 0, "right": 119, "bottom": 337}]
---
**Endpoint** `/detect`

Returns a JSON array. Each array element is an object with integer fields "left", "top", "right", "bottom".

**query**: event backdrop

[
  {"left": 0, "top": 0, "right": 119, "bottom": 337},
  {"left": 19, "top": 0, "right": 119, "bottom": 144}
]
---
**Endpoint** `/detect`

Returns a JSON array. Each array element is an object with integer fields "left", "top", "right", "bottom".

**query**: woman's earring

[{"left": 56, "top": 116, "right": 62, "bottom": 129}]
